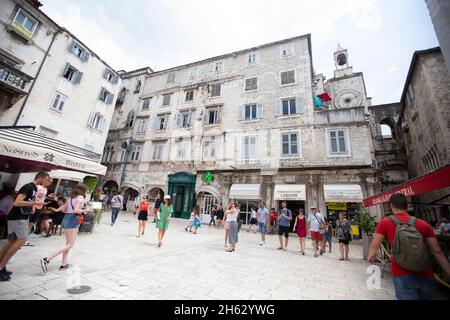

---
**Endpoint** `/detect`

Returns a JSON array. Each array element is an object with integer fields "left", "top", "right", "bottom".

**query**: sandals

[
  {"left": 277, "top": 247, "right": 284, "bottom": 250},
  {"left": 157, "top": 242, "right": 162, "bottom": 248},
  {"left": 313, "top": 253, "right": 319, "bottom": 258},
  {"left": 339, "top": 257, "right": 345, "bottom": 261}
]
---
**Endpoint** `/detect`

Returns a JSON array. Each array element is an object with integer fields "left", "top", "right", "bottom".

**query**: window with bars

[
  {"left": 281, "top": 133, "right": 299, "bottom": 157},
  {"left": 280, "top": 70, "right": 296, "bottom": 85},
  {"left": 210, "top": 84, "right": 221, "bottom": 97},
  {"left": 245, "top": 77, "right": 258, "bottom": 91},
  {"left": 162, "top": 94, "right": 172, "bottom": 106}
]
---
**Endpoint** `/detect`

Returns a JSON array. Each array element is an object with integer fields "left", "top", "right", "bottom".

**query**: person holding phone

[{"left": 40, "top": 183, "right": 89, "bottom": 273}]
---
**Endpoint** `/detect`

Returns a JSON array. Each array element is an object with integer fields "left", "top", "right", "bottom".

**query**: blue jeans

[
  {"left": 394, "top": 275, "right": 434, "bottom": 300},
  {"left": 111, "top": 207, "right": 120, "bottom": 225}
]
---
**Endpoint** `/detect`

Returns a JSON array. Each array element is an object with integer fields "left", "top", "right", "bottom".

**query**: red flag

[{"left": 317, "top": 92, "right": 331, "bottom": 102}]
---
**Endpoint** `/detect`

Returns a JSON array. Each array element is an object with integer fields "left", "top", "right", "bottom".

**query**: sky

[{"left": 41, "top": 0, "right": 439, "bottom": 105}]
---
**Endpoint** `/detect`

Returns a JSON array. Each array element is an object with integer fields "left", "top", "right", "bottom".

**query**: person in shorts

[
  {"left": 0, "top": 171, "right": 49, "bottom": 281},
  {"left": 248, "top": 207, "right": 258, "bottom": 233},
  {"left": 307, "top": 205, "right": 325, "bottom": 257},
  {"left": 277, "top": 202, "right": 292, "bottom": 251},
  {"left": 269, "top": 208, "right": 277, "bottom": 234},
  {"left": 256, "top": 202, "right": 269, "bottom": 246},
  {"left": 136, "top": 196, "right": 150, "bottom": 237}
]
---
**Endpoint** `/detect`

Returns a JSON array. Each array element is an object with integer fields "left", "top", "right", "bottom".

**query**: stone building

[
  {"left": 397, "top": 47, "right": 450, "bottom": 222},
  {"left": 101, "top": 37, "right": 381, "bottom": 224},
  {"left": 426, "top": 0, "right": 450, "bottom": 74},
  {"left": 0, "top": 0, "right": 121, "bottom": 189}
]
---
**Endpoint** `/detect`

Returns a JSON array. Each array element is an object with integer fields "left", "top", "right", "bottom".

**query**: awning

[
  {"left": 229, "top": 184, "right": 260, "bottom": 200},
  {"left": 363, "top": 164, "right": 450, "bottom": 207},
  {"left": 274, "top": 184, "right": 306, "bottom": 200},
  {"left": 49, "top": 170, "right": 88, "bottom": 181},
  {"left": 324, "top": 184, "right": 364, "bottom": 202},
  {"left": 0, "top": 128, "right": 106, "bottom": 176}
]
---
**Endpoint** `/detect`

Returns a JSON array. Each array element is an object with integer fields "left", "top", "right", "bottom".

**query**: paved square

[{"left": 0, "top": 211, "right": 395, "bottom": 300}]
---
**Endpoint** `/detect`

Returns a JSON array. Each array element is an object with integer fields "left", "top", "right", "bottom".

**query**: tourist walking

[
  {"left": 0, "top": 171, "right": 49, "bottom": 281},
  {"left": 156, "top": 195, "right": 172, "bottom": 248},
  {"left": 40, "top": 183, "right": 89, "bottom": 273},
  {"left": 368, "top": 193, "right": 450, "bottom": 300},
  {"left": 153, "top": 193, "right": 162, "bottom": 223},
  {"left": 335, "top": 213, "right": 351, "bottom": 260},
  {"left": 225, "top": 201, "right": 239, "bottom": 252},
  {"left": 256, "top": 202, "right": 269, "bottom": 246},
  {"left": 307, "top": 205, "right": 325, "bottom": 257},
  {"left": 269, "top": 208, "right": 277, "bottom": 234},
  {"left": 191, "top": 206, "right": 202, "bottom": 234},
  {"left": 223, "top": 208, "right": 230, "bottom": 247},
  {"left": 248, "top": 207, "right": 258, "bottom": 233},
  {"left": 324, "top": 218, "right": 334, "bottom": 253},
  {"left": 277, "top": 202, "right": 293, "bottom": 251},
  {"left": 111, "top": 192, "right": 123, "bottom": 226},
  {"left": 216, "top": 203, "right": 224, "bottom": 229},
  {"left": 293, "top": 209, "right": 307, "bottom": 255},
  {"left": 208, "top": 205, "right": 216, "bottom": 226},
  {"left": 136, "top": 196, "right": 150, "bottom": 238},
  {"left": 185, "top": 207, "right": 196, "bottom": 232}
]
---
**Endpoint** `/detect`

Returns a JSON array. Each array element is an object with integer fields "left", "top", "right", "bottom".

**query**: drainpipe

[{"left": 14, "top": 29, "right": 61, "bottom": 126}]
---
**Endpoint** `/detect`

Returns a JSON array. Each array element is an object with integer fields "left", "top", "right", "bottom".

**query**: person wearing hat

[
  {"left": 307, "top": 205, "right": 326, "bottom": 257},
  {"left": 156, "top": 195, "right": 173, "bottom": 248}
]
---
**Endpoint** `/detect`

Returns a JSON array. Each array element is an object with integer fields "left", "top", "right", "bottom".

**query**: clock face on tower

[{"left": 336, "top": 91, "right": 362, "bottom": 108}]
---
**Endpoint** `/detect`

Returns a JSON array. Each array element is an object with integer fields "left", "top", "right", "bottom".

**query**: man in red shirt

[{"left": 368, "top": 193, "right": 450, "bottom": 300}]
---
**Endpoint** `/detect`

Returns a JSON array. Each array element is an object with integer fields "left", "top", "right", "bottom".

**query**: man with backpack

[{"left": 368, "top": 193, "right": 450, "bottom": 300}]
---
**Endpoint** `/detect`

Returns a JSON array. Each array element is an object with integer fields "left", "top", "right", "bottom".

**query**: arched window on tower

[{"left": 380, "top": 118, "right": 396, "bottom": 140}]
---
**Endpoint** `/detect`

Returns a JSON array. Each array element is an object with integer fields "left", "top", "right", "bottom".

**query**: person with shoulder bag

[
  {"left": 336, "top": 212, "right": 351, "bottom": 260},
  {"left": 307, "top": 205, "right": 325, "bottom": 257},
  {"left": 40, "top": 183, "right": 90, "bottom": 273},
  {"left": 368, "top": 193, "right": 450, "bottom": 300}
]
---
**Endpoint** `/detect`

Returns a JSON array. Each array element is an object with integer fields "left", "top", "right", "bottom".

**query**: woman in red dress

[{"left": 293, "top": 209, "right": 307, "bottom": 255}]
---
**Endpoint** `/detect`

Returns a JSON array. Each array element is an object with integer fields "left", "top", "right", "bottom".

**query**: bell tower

[{"left": 334, "top": 44, "right": 353, "bottom": 78}]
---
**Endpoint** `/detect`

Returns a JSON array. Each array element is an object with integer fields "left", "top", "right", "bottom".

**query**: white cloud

[{"left": 387, "top": 66, "right": 399, "bottom": 73}]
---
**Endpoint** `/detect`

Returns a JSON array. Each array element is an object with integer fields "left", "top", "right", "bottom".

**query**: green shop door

[{"left": 168, "top": 172, "right": 196, "bottom": 219}]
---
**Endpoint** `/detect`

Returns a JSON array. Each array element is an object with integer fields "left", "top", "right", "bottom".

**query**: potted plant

[{"left": 355, "top": 207, "right": 378, "bottom": 260}]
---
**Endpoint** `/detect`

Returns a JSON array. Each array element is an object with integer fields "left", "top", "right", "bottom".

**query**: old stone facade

[
  {"left": 398, "top": 47, "right": 450, "bottom": 223},
  {"left": 101, "top": 37, "right": 381, "bottom": 223}
]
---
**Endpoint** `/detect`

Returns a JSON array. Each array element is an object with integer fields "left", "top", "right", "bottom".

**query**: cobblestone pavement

[{"left": 0, "top": 211, "right": 395, "bottom": 300}]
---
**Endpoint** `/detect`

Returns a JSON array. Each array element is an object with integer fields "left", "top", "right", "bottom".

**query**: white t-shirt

[
  {"left": 440, "top": 222, "right": 450, "bottom": 233},
  {"left": 226, "top": 209, "right": 239, "bottom": 222},
  {"left": 251, "top": 210, "right": 257, "bottom": 219},
  {"left": 307, "top": 212, "right": 325, "bottom": 232}
]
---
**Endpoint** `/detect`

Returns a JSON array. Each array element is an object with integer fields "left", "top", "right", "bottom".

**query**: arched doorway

[
  {"left": 196, "top": 185, "right": 222, "bottom": 215},
  {"left": 102, "top": 180, "right": 119, "bottom": 194},
  {"left": 120, "top": 186, "right": 140, "bottom": 211},
  {"left": 148, "top": 187, "right": 165, "bottom": 202}
]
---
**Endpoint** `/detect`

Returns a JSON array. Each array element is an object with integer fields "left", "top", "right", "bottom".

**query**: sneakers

[
  {"left": 40, "top": 258, "right": 49, "bottom": 273},
  {"left": 0, "top": 272, "right": 10, "bottom": 281},
  {"left": 59, "top": 264, "right": 70, "bottom": 271},
  {"left": 259, "top": 241, "right": 265, "bottom": 246},
  {"left": 1, "top": 267, "right": 12, "bottom": 276}
]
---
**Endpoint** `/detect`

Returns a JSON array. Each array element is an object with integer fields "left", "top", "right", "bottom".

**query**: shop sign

[
  {"left": 327, "top": 202, "right": 347, "bottom": 210},
  {"left": 274, "top": 185, "right": 306, "bottom": 201}
]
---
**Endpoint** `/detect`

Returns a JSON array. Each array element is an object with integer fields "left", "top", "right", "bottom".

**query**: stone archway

[
  {"left": 148, "top": 187, "right": 165, "bottom": 202},
  {"left": 102, "top": 180, "right": 119, "bottom": 194}
]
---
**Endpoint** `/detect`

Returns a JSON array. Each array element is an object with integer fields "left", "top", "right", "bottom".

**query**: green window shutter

[{"left": 74, "top": 71, "right": 83, "bottom": 84}]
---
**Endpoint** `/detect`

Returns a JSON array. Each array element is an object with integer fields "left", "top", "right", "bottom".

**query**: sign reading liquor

[
  {"left": 363, "top": 164, "right": 450, "bottom": 207},
  {"left": 274, "top": 185, "right": 306, "bottom": 201}
]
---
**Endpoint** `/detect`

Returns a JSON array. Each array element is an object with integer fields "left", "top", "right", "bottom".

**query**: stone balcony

[{"left": 0, "top": 60, "right": 33, "bottom": 109}]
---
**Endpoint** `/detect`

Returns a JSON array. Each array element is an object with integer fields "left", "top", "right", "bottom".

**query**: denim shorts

[
  {"left": 61, "top": 214, "right": 78, "bottom": 229},
  {"left": 258, "top": 222, "right": 267, "bottom": 234},
  {"left": 394, "top": 275, "right": 434, "bottom": 300}
]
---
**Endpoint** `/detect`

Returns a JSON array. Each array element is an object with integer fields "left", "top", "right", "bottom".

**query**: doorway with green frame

[{"left": 168, "top": 172, "right": 196, "bottom": 219}]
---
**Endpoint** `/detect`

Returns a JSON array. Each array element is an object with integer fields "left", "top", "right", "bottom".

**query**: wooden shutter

[
  {"left": 87, "top": 112, "right": 95, "bottom": 128},
  {"left": 112, "top": 75, "right": 119, "bottom": 84},
  {"left": 277, "top": 101, "right": 282, "bottom": 116},
  {"left": 62, "top": 63, "right": 70, "bottom": 77},
  {"left": 103, "top": 69, "right": 109, "bottom": 80},
  {"left": 163, "top": 114, "right": 168, "bottom": 130},
  {"left": 257, "top": 103, "right": 263, "bottom": 118},
  {"left": 99, "top": 116, "right": 106, "bottom": 131},
  {"left": 202, "top": 109, "right": 208, "bottom": 124},
  {"left": 82, "top": 50, "right": 90, "bottom": 62},
  {"left": 68, "top": 40, "right": 76, "bottom": 53},
  {"left": 74, "top": 71, "right": 83, "bottom": 84},
  {"left": 176, "top": 113, "right": 182, "bottom": 128},
  {"left": 297, "top": 97, "right": 305, "bottom": 113},
  {"left": 187, "top": 111, "right": 192, "bottom": 127},
  {"left": 240, "top": 106, "right": 245, "bottom": 120},
  {"left": 107, "top": 93, "right": 114, "bottom": 105}
]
